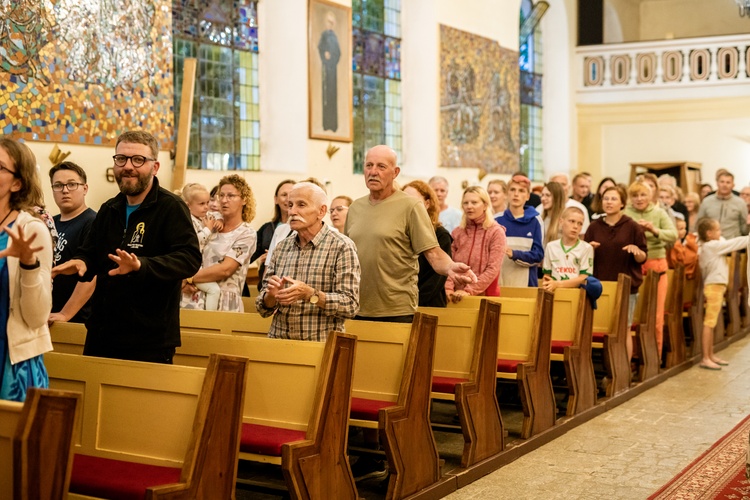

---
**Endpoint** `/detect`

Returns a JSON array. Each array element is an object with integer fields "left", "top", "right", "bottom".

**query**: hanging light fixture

[{"left": 737, "top": 0, "right": 750, "bottom": 17}]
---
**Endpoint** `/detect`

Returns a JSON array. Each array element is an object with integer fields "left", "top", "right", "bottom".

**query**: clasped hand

[{"left": 266, "top": 275, "right": 311, "bottom": 305}]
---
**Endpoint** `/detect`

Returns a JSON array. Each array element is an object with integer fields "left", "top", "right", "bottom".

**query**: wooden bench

[
  {"left": 0, "top": 388, "right": 80, "bottom": 500},
  {"left": 740, "top": 251, "right": 749, "bottom": 329},
  {"left": 176, "top": 330, "right": 359, "bottom": 498},
  {"left": 499, "top": 287, "right": 596, "bottom": 417},
  {"left": 591, "top": 274, "right": 632, "bottom": 397},
  {"left": 664, "top": 264, "right": 687, "bottom": 368},
  {"left": 448, "top": 291, "right": 556, "bottom": 439},
  {"left": 46, "top": 352, "right": 248, "bottom": 499},
  {"left": 180, "top": 308, "right": 270, "bottom": 338},
  {"left": 682, "top": 266, "right": 704, "bottom": 358},
  {"left": 632, "top": 270, "right": 660, "bottom": 382},
  {"left": 48, "top": 321, "right": 86, "bottom": 355},
  {"left": 726, "top": 252, "right": 743, "bottom": 336},
  {"left": 345, "top": 312, "right": 445, "bottom": 500},
  {"left": 420, "top": 301, "right": 504, "bottom": 467}
]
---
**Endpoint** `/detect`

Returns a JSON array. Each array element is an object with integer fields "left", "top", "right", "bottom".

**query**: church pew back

[
  {"left": 180, "top": 308, "right": 271, "bottom": 338},
  {"left": 0, "top": 389, "right": 80, "bottom": 500}
]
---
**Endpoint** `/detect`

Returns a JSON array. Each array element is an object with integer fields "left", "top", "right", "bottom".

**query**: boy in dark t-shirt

[{"left": 49, "top": 162, "right": 97, "bottom": 324}]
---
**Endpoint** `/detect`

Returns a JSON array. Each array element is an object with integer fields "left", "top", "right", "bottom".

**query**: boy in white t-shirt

[{"left": 542, "top": 206, "right": 594, "bottom": 291}]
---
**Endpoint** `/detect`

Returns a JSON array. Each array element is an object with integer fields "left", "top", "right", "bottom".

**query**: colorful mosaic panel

[
  {"left": 0, "top": 0, "right": 173, "bottom": 147},
  {"left": 440, "top": 25, "right": 519, "bottom": 173},
  {"left": 519, "top": 0, "right": 543, "bottom": 181},
  {"left": 173, "top": 0, "right": 260, "bottom": 171},
  {"left": 352, "top": 0, "right": 401, "bottom": 174}
]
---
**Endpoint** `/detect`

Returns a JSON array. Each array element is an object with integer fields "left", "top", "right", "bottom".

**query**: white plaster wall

[
  {"left": 601, "top": 118, "right": 750, "bottom": 188},
  {"left": 603, "top": 0, "right": 641, "bottom": 43}
]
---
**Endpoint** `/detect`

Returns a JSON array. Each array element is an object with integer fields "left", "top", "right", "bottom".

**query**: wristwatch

[{"left": 309, "top": 288, "right": 319, "bottom": 305}]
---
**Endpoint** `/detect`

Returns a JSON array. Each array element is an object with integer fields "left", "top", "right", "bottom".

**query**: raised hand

[
  {"left": 0, "top": 224, "right": 43, "bottom": 266},
  {"left": 107, "top": 249, "right": 141, "bottom": 276}
]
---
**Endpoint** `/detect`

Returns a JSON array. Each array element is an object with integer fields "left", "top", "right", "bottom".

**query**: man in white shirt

[{"left": 429, "top": 175, "right": 462, "bottom": 233}]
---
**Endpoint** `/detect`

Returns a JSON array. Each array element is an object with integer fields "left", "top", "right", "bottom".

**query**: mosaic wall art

[
  {"left": 0, "top": 0, "right": 173, "bottom": 147},
  {"left": 440, "top": 25, "right": 519, "bottom": 173}
]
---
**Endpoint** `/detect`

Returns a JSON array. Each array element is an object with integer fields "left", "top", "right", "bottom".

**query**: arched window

[
  {"left": 519, "top": 0, "right": 543, "bottom": 180},
  {"left": 173, "top": 0, "right": 260, "bottom": 171},
  {"left": 351, "top": 0, "right": 402, "bottom": 174}
]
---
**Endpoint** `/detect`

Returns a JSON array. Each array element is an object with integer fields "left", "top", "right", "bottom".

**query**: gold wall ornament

[
  {"left": 326, "top": 142, "right": 340, "bottom": 159},
  {"left": 49, "top": 144, "right": 71, "bottom": 166}
]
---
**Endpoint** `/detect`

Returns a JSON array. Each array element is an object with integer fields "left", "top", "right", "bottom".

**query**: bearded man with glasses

[
  {"left": 48, "top": 161, "right": 97, "bottom": 325},
  {"left": 52, "top": 131, "right": 201, "bottom": 364}
]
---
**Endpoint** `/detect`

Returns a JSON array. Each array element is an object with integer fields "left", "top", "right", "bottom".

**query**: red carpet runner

[{"left": 650, "top": 414, "right": 750, "bottom": 499}]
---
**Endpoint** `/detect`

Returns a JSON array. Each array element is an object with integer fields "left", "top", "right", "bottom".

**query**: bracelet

[
  {"left": 186, "top": 276, "right": 194, "bottom": 285},
  {"left": 19, "top": 259, "right": 40, "bottom": 270}
]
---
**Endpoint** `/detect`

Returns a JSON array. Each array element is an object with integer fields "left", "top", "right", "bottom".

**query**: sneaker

[{"left": 350, "top": 456, "right": 387, "bottom": 482}]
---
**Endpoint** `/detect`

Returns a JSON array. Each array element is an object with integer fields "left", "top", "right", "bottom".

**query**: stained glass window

[
  {"left": 352, "top": 0, "right": 402, "bottom": 174},
  {"left": 173, "top": 0, "right": 260, "bottom": 171},
  {"left": 519, "top": 0, "right": 543, "bottom": 181}
]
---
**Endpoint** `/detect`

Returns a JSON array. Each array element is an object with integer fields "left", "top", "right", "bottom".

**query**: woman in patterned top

[{"left": 181, "top": 175, "right": 257, "bottom": 312}]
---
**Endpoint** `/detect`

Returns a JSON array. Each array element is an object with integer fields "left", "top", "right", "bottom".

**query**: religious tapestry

[
  {"left": 0, "top": 0, "right": 173, "bottom": 148},
  {"left": 439, "top": 25, "right": 519, "bottom": 173}
]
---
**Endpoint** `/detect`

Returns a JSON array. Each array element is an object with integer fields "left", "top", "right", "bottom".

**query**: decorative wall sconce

[
  {"left": 48, "top": 144, "right": 71, "bottom": 166},
  {"left": 326, "top": 142, "right": 340, "bottom": 159},
  {"left": 106, "top": 168, "right": 115, "bottom": 183}
]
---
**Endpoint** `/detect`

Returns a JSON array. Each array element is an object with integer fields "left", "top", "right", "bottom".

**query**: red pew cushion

[
  {"left": 241, "top": 423, "right": 307, "bottom": 457},
  {"left": 70, "top": 454, "right": 181, "bottom": 500},
  {"left": 592, "top": 331, "right": 606, "bottom": 343},
  {"left": 350, "top": 397, "right": 394, "bottom": 421},
  {"left": 551, "top": 340, "right": 573, "bottom": 354},
  {"left": 431, "top": 376, "right": 469, "bottom": 395},
  {"left": 497, "top": 359, "right": 521, "bottom": 373}
]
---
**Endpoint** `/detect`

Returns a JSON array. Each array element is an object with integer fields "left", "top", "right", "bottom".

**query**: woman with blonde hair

[
  {"left": 182, "top": 174, "right": 257, "bottom": 312},
  {"left": 402, "top": 180, "right": 452, "bottom": 307},
  {"left": 684, "top": 192, "right": 700, "bottom": 233},
  {"left": 540, "top": 181, "right": 567, "bottom": 246},
  {"left": 445, "top": 186, "right": 506, "bottom": 303},
  {"left": 487, "top": 179, "right": 508, "bottom": 216},
  {"left": 623, "top": 180, "right": 677, "bottom": 360},
  {"left": 0, "top": 137, "right": 53, "bottom": 401}
]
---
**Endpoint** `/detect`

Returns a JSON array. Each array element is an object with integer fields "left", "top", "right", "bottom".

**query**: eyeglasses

[
  {"left": 112, "top": 154, "right": 155, "bottom": 168},
  {"left": 0, "top": 165, "right": 17, "bottom": 177},
  {"left": 52, "top": 182, "right": 85, "bottom": 192},
  {"left": 329, "top": 206, "right": 349, "bottom": 214},
  {"left": 218, "top": 193, "right": 240, "bottom": 200}
]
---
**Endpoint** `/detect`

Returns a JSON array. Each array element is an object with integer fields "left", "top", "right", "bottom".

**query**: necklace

[{"left": 0, "top": 209, "right": 12, "bottom": 229}]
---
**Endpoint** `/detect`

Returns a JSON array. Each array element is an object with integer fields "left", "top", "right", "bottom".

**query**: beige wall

[
  {"left": 577, "top": 96, "right": 750, "bottom": 190},
  {"left": 605, "top": 0, "right": 749, "bottom": 43}
]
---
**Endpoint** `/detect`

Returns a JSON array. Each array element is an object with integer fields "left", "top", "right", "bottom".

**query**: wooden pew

[
  {"left": 740, "top": 251, "right": 749, "bottom": 328},
  {"left": 726, "top": 252, "right": 743, "bottom": 336},
  {"left": 449, "top": 290, "right": 556, "bottom": 439},
  {"left": 591, "top": 274, "right": 632, "bottom": 397},
  {"left": 176, "top": 331, "right": 358, "bottom": 498},
  {"left": 495, "top": 287, "right": 596, "bottom": 417},
  {"left": 0, "top": 388, "right": 80, "bottom": 500},
  {"left": 682, "top": 266, "right": 704, "bottom": 358},
  {"left": 180, "top": 308, "right": 270, "bottom": 338},
  {"left": 48, "top": 321, "right": 86, "bottom": 355},
  {"left": 664, "top": 264, "right": 687, "bottom": 368},
  {"left": 420, "top": 301, "right": 505, "bottom": 467},
  {"left": 345, "top": 313, "right": 446, "bottom": 500},
  {"left": 632, "top": 270, "right": 660, "bottom": 382},
  {"left": 46, "top": 352, "right": 248, "bottom": 499}
]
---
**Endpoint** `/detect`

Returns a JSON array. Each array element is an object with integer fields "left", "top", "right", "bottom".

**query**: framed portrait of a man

[{"left": 308, "top": 0, "right": 352, "bottom": 142}]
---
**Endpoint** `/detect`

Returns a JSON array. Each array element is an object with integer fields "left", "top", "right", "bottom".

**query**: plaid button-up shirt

[{"left": 256, "top": 224, "right": 360, "bottom": 341}]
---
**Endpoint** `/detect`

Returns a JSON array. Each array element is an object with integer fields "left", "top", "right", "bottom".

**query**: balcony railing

[{"left": 576, "top": 34, "right": 750, "bottom": 95}]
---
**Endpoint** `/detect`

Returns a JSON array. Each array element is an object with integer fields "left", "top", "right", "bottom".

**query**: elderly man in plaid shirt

[{"left": 256, "top": 182, "right": 360, "bottom": 341}]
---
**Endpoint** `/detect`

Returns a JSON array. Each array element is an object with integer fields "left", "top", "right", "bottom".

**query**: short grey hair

[
  {"left": 293, "top": 181, "right": 328, "bottom": 208},
  {"left": 549, "top": 172, "right": 570, "bottom": 183},
  {"left": 429, "top": 175, "right": 449, "bottom": 186}
]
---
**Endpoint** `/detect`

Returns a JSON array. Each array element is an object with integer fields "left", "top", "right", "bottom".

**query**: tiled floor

[{"left": 445, "top": 335, "right": 750, "bottom": 499}]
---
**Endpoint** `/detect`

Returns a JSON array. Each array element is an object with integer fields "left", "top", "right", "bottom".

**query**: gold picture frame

[{"left": 308, "top": 0, "right": 353, "bottom": 142}]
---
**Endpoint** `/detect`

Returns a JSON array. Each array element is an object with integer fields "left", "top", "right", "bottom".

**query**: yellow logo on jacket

[{"left": 128, "top": 222, "right": 145, "bottom": 249}]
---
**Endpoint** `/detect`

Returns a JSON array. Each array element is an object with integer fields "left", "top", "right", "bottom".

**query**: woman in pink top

[{"left": 446, "top": 186, "right": 506, "bottom": 303}]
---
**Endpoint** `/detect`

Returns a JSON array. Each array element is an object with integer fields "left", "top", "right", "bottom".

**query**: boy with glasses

[{"left": 48, "top": 161, "right": 97, "bottom": 324}]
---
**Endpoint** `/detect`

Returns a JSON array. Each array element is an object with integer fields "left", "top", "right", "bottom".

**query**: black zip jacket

[{"left": 75, "top": 176, "right": 201, "bottom": 353}]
